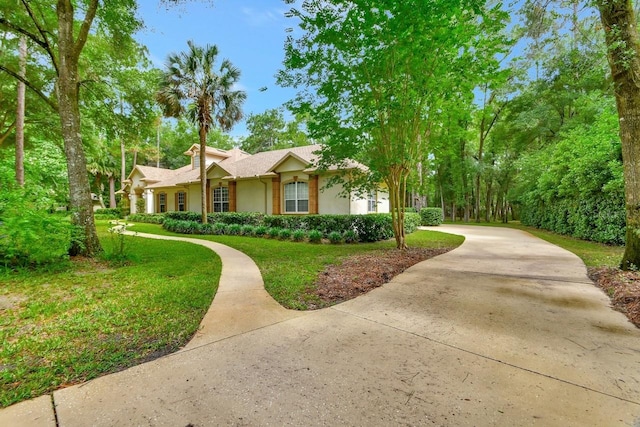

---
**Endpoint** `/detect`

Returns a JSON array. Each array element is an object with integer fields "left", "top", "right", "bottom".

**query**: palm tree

[{"left": 156, "top": 41, "right": 246, "bottom": 223}]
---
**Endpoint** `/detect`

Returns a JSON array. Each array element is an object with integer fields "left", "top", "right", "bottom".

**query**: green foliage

[
  {"left": 165, "top": 211, "right": 202, "bottom": 222},
  {"left": 420, "top": 208, "right": 444, "bottom": 226},
  {"left": 518, "top": 105, "right": 624, "bottom": 244},
  {"left": 267, "top": 227, "right": 282, "bottom": 239},
  {"left": 135, "top": 198, "right": 145, "bottom": 214},
  {"left": 95, "top": 208, "right": 126, "bottom": 219},
  {"left": 278, "top": 228, "right": 293, "bottom": 241},
  {"left": 0, "top": 186, "right": 72, "bottom": 268},
  {"left": 240, "top": 108, "right": 311, "bottom": 154},
  {"left": 127, "top": 213, "right": 165, "bottom": 224},
  {"left": 328, "top": 231, "right": 343, "bottom": 244},
  {"left": 225, "top": 224, "right": 242, "bottom": 236},
  {"left": 343, "top": 229, "right": 359, "bottom": 243},
  {"left": 308, "top": 229, "right": 323, "bottom": 243},
  {"left": 240, "top": 225, "right": 256, "bottom": 236},
  {"left": 292, "top": 229, "right": 307, "bottom": 242},
  {"left": 207, "top": 212, "right": 264, "bottom": 226},
  {"left": 404, "top": 212, "right": 421, "bottom": 233}
]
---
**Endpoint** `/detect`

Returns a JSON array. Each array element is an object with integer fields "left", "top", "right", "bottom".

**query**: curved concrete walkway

[{"left": 2, "top": 225, "right": 640, "bottom": 426}]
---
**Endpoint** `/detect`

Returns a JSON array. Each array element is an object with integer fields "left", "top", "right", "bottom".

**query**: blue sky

[{"left": 135, "top": 0, "right": 298, "bottom": 138}]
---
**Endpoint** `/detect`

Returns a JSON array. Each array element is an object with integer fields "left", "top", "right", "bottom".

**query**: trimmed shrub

[
  {"left": 292, "top": 229, "right": 307, "bottom": 242},
  {"left": 343, "top": 229, "right": 358, "bottom": 243},
  {"left": 308, "top": 229, "right": 323, "bottom": 243},
  {"left": 165, "top": 211, "right": 201, "bottom": 222},
  {"left": 278, "top": 228, "right": 293, "bottom": 240},
  {"left": 95, "top": 208, "right": 126, "bottom": 218},
  {"left": 213, "top": 222, "right": 227, "bottom": 235},
  {"left": 267, "top": 227, "right": 281, "bottom": 238},
  {"left": 208, "top": 212, "right": 264, "bottom": 226},
  {"left": 225, "top": 224, "right": 242, "bottom": 235},
  {"left": 328, "top": 231, "right": 343, "bottom": 244},
  {"left": 241, "top": 225, "right": 256, "bottom": 236},
  {"left": 404, "top": 212, "right": 421, "bottom": 233},
  {"left": 420, "top": 208, "right": 443, "bottom": 226},
  {"left": 127, "top": 213, "right": 165, "bottom": 224},
  {"left": 255, "top": 225, "right": 268, "bottom": 236},
  {"left": 162, "top": 218, "right": 199, "bottom": 234}
]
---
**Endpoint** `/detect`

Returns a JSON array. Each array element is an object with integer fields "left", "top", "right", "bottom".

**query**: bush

[
  {"left": 165, "top": 211, "right": 202, "bottom": 222},
  {"left": 95, "top": 208, "right": 126, "bottom": 219},
  {"left": 225, "top": 224, "right": 242, "bottom": 235},
  {"left": 343, "top": 229, "right": 358, "bottom": 243},
  {"left": 241, "top": 225, "right": 256, "bottom": 236},
  {"left": 213, "top": 222, "right": 227, "bottom": 235},
  {"left": 255, "top": 225, "right": 268, "bottom": 237},
  {"left": 420, "top": 208, "right": 443, "bottom": 226},
  {"left": 135, "top": 198, "right": 145, "bottom": 214},
  {"left": 0, "top": 187, "right": 72, "bottom": 268},
  {"left": 292, "top": 229, "right": 307, "bottom": 242},
  {"left": 267, "top": 227, "right": 281, "bottom": 238},
  {"left": 308, "top": 229, "right": 323, "bottom": 243},
  {"left": 163, "top": 218, "right": 200, "bottom": 234},
  {"left": 328, "top": 231, "right": 343, "bottom": 244},
  {"left": 127, "top": 213, "right": 165, "bottom": 224},
  {"left": 208, "top": 212, "right": 264, "bottom": 226},
  {"left": 404, "top": 212, "right": 421, "bottom": 233},
  {"left": 278, "top": 228, "right": 293, "bottom": 240}
]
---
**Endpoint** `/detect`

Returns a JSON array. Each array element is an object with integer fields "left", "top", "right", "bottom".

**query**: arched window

[
  {"left": 212, "top": 186, "right": 229, "bottom": 212},
  {"left": 284, "top": 181, "right": 308, "bottom": 213}
]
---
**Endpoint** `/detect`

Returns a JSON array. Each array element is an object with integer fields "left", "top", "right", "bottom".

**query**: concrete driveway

[{"left": 2, "top": 225, "right": 639, "bottom": 426}]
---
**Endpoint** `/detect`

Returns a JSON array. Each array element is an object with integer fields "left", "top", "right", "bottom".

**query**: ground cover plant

[{"left": 0, "top": 221, "right": 221, "bottom": 408}]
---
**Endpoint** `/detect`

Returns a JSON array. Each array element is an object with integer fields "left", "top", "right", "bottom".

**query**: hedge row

[
  {"left": 420, "top": 208, "right": 443, "bottom": 226},
  {"left": 127, "top": 213, "right": 165, "bottom": 224},
  {"left": 520, "top": 195, "right": 625, "bottom": 245},
  {"left": 159, "top": 212, "right": 422, "bottom": 243}
]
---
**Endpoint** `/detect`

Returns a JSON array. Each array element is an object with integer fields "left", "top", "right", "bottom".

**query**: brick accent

[
  {"left": 309, "top": 175, "right": 319, "bottom": 214},
  {"left": 272, "top": 175, "right": 281, "bottom": 215},
  {"left": 229, "top": 181, "right": 237, "bottom": 212}
]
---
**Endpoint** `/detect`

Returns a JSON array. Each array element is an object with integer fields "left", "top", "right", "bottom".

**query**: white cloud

[{"left": 241, "top": 6, "right": 279, "bottom": 26}]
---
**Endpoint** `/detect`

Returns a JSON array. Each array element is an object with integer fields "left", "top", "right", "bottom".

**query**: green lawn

[
  {"left": 0, "top": 221, "right": 221, "bottom": 408},
  {"left": 131, "top": 222, "right": 464, "bottom": 309}
]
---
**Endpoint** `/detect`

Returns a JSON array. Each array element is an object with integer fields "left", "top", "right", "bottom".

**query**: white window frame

[
  {"left": 212, "top": 186, "right": 229, "bottom": 212},
  {"left": 284, "top": 181, "right": 309, "bottom": 213},
  {"left": 158, "top": 192, "right": 167, "bottom": 213},
  {"left": 177, "top": 191, "right": 186, "bottom": 211},
  {"left": 368, "top": 190, "right": 377, "bottom": 213}
]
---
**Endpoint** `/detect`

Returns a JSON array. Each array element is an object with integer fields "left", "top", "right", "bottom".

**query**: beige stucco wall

[
  {"left": 236, "top": 180, "right": 269, "bottom": 213},
  {"left": 318, "top": 176, "right": 350, "bottom": 214}
]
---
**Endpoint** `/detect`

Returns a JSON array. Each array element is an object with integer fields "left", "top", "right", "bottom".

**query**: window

[
  {"left": 368, "top": 191, "right": 377, "bottom": 213},
  {"left": 212, "top": 186, "right": 229, "bottom": 212},
  {"left": 177, "top": 191, "right": 186, "bottom": 211},
  {"left": 193, "top": 154, "right": 200, "bottom": 169},
  {"left": 158, "top": 193, "right": 167, "bottom": 213},
  {"left": 284, "top": 181, "right": 309, "bottom": 213}
]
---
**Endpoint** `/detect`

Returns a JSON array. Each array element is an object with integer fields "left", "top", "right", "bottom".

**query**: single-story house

[{"left": 123, "top": 144, "right": 389, "bottom": 216}]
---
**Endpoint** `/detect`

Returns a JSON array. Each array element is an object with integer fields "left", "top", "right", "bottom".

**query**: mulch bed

[
  {"left": 589, "top": 267, "right": 640, "bottom": 328},
  {"left": 308, "top": 247, "right": 451, "bottom": 309}
]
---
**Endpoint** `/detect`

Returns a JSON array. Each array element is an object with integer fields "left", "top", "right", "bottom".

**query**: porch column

[
  {"left": 145, "top": 189, "right": 154, "bottom": 213},
  {"left": 272, "top": 175, "right": 281, "bottom": 215},
  {"left": 229, "top": 181, "right": 237, "bottom": 212},
  {"left": 309, "top": 175, "right": 319, "bottom": 214}
]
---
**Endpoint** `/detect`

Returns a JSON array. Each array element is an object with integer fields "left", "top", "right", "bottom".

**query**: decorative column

[
  {"left": 272, "top": 175, "right": 281, "bottom": 215},
  {"left": 145, "top": 189, "right": 154, "bottom": 213}
]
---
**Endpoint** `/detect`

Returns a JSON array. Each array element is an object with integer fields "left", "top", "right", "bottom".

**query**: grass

[
  {"left": 0, "top": 221, "right": 221, "bottom": 408},
  {"left": 130, "top": 222, "right": 464, "bottom": 309},
  {"left": 444, "top": 220, "right": 624, "bottom": 268}
]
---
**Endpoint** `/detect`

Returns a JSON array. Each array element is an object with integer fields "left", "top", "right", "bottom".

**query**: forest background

[{"left": 0, "top": 0, "right": 627, "bottom": 256}]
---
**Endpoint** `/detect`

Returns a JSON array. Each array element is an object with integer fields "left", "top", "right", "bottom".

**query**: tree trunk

[
  {"left": 109, "top": 175, "right": 116, "bottom": 208},
  {"left": 597, "top": 0, "right": 640, "bottom": 269},
  {"left": 120, "top": 139, "right": 126, "bottom": 188},
  {"left": 199, "top": 125, "right": 208, "bottom": 224},
  {"left": 57, "top": 1, "right": 101, "bottom": 256},
  {"left": 15, "top": 36, "right": 26, "bottom": 187}
]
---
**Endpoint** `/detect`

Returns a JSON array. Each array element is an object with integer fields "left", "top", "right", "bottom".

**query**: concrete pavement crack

[{"left": 332, "top": 306, "right": 640, "bottom": 407}]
